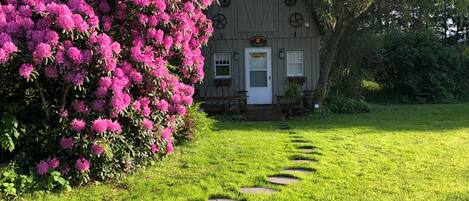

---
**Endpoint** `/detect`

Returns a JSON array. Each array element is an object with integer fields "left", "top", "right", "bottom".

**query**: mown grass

[{"left": 27, "top": 103, "right": 469, "bottom": 201}]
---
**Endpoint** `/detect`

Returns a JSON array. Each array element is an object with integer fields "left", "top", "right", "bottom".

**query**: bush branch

[{"left": 34, "top": 80, "right": 50, "bottom": 121}]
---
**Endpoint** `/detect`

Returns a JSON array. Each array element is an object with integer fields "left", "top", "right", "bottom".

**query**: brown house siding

[{"left": 198, "top": 0, "right": 321, "bottom": 103}]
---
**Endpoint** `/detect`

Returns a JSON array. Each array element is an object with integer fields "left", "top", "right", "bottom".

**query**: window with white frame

[
  {"left": 287, "top": 51, "right": 304, "bottom": 76},
  {"left": 214, "top": 53, "right": 231, "bottom": 78}
]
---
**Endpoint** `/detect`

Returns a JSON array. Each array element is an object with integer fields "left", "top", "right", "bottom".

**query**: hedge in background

[
  {"left": 0, "top": 0, "right": 213, "bottom": 194},
  {"left": 379, "top": 31, "right": 468, "bottom": 103}
]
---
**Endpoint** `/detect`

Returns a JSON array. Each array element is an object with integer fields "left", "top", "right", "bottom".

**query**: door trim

[{"left": 245, "top": 47, "right": 273, "bottom": 105}]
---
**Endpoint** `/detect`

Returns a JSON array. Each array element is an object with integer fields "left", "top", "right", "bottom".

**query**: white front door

[{"left": 245, "top": 48, "right": 272, "bottom": 105}]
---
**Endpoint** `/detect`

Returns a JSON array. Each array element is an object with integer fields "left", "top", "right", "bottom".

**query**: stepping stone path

[
  {"left": 239, "top": 187, "right": 277, "bottom": 194},
  {"left": 281, "top": 168, "right": 316, "bottom": 174},
  {"left": 237, "top": 125, "right": 321, "bottom": 199},
  {"left": 267, "top": 175, "right": 300, "bottom": 185}
]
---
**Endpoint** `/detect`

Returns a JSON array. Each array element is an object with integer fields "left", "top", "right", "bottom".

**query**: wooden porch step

[{"left": 245, "top": 105, "right": 285, "bottom": 121}]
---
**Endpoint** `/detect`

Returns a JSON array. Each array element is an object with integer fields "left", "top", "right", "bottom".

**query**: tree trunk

[{"left": 312, "top": 28, "right": 346, "bottom": 106}]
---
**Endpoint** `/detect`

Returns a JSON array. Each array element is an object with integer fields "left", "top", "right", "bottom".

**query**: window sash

[
  {"left": 214, "top": 53, "right": 232, "bottom": 78},
  {"left": 287, "top": 51, "right": 304, "bottom": 76}
]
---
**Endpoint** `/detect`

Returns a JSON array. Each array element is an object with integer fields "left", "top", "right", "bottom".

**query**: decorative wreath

[
  {"left": 219, "top": 0, "right": 231, "bottom": 8},
  {"left": 212, "top": 14, "right": 227, "bottom": 29},
  {"left": 285, "top": 0, "right": 297, "bottom": 7},
  {"left": 289, "top": 13, "right": 304, "bottom": 28}
]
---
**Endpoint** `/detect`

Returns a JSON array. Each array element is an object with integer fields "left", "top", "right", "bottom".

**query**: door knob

[{"left": 269, "top": 76, "right": 272, "bottom": 80}]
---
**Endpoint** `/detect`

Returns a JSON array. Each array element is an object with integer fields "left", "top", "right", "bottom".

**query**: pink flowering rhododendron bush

[{"left": 0, "top": 0, "right": 212, "bottom": 189}]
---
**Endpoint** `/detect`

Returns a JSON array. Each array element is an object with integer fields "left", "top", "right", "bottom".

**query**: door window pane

[
  {"left": 250, "top": 71, "right": 267, "bottom": 87},
  {"left": 249, "top": 53, "right": 267, "bottom": 71}
]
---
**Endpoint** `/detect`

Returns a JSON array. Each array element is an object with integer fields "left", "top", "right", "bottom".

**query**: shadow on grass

[{"left": 214, "top": 103, "right": 469, "bottom": 132}]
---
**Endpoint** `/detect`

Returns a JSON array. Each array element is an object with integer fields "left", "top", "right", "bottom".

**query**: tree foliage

[
  {"left": 378, "top": 31, "right": 468, "bottom": 103},
  {"left": 310, "top": 0, "right": 375, "bottom": 104},
  {"left": 313, "top": 0, "right": 375, "bottom": 31},
  {"left": 313, "top": 0, "right": 469, "bottom": 107}
]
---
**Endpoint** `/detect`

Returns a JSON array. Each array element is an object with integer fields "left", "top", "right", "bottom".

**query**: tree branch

[
  {"left": 34, "top": 80, "right": 50, "bottom": 121},
  {"left": 61, "top": 85, "right": 71, "bottom": 109}
]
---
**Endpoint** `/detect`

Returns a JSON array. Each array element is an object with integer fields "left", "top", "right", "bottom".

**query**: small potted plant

[{"left": 282, "top": 83, "right": 302, "bottom": 105}]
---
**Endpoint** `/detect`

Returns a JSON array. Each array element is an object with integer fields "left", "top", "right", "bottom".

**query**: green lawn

[{"left": 29, "top": 103, "right": 469, "bottom": 201}]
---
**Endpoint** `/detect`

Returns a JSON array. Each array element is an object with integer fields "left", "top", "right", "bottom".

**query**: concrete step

[{"left": 245, "top": 106, "right": 285, "bottom": 121}]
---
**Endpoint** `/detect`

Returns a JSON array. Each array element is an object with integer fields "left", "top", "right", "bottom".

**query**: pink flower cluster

[
  {"left": 89, "top": 33, "right": 121, "bottom": 72},
  {"left": 71, "top": 119, "right": 86, "bottom": 132},
  {"left": 19, "top": 64, "right": 34, "bottom": 79},
  {"left": 91, "top": 143, "right": 105, "bottom": 156},
  {"left": 59, "top": 137, "right": 74, "bottom": 149},
  {"left": 121, "top": 0, "right": 213, "bottom": 84},
  {"left": 0, "top": 33, "right": 18, "bottom": 64},
  {"left": 91, "top": 118, "right": 122, "bottom": 134},
  {"left": 75, "top": 157, "right": 90, "bottom": 173},
  {"left": 37, "top": 156, "right": 89, "bottom": 175},
  {"left": 36, "top": 157, "right": 60, "bottom": 175},
  {"left": 0, "top": 0, "right": 101, "bottom": 84}
]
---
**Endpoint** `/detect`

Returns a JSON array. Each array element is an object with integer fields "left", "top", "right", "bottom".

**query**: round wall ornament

[
  {"left": 212, "top": 14, "right": 227, "bottom": 29},
  {"left": 289, "top": 13, "right": 304, "bottom": 28}
]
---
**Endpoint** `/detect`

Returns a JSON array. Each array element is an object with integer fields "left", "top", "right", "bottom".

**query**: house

[{"left": 197, "top": 0, "right": 321, "bottom": 113}]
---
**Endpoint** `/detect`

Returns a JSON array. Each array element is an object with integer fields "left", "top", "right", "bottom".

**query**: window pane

[
  {"left": 214, "top": 53, "right": 231, "bottom": 77},
  {"left": 287, "top": 51, "right": 303, "bottom": 63},
  {"left": 287, "top": 51, "right": 303, "bottom": 76},
  {"left": 249, "top": 53, "right": 267, "bottom": 71},
  {"left": 216, "top": 66, "right": 230, "bottom": 77},
  {"left": 215, "top": 54, "right": 231, "bottom": 64},
  {"left": 250, "top": 71, "right": 267, "bottom": 87},
  {"left": 288, "top": 64, "right": 303, "bottom": 76}
]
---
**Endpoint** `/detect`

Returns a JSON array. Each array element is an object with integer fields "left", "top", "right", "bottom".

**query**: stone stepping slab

[
  {"left": 281, "top": 167, "right": 316, "bottom": 174},
  {"left": 297, "top": 148, "right": 314, "bottom": 153},
  {"left": 290, "top": 155, "right": 318, "bottom": 163},
  {"left": 296, "top": 145, "right": 317, "bottom": 149},
  {"left": 291, "top": 139, "right": 310, "bottom": 143},
  {"left": 239, "top": 187, "right": 277, "bottom": 194},
  {"left": 266, "top": 175, "right": 300, "bottom": 185},
  {"left": 289, "top": 135, "right": 303, "bottom": 139},
  {"left": 291, "top": 159, "right": 316, "bottom": 163}
]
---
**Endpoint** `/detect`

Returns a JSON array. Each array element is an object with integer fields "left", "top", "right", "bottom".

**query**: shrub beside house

[{"left": 0, "top": 0, "right": 213, "bottom": 197}]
